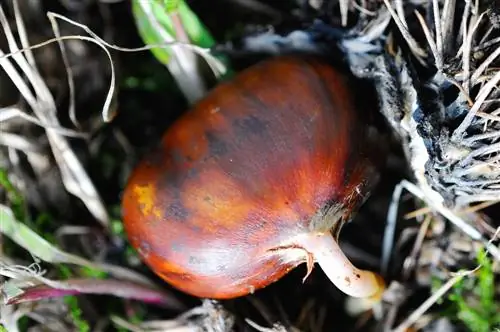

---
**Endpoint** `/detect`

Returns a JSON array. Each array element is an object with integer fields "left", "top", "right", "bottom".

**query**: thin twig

[
  {"left": 382, "top": 0, "right": 427, "bottom": 62},
  {"left": 452, "top": 70, "right": 500, "bottom": 141},
  {"left": 392, "top": 268, "right": 478, "bottom": 332},
  {"left": 388, "top": 180, "right": 500, "bottom": 260}
]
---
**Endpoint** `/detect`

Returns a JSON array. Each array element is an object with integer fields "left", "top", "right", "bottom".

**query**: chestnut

[{"left": 121, "top": 55, "right": 385, "bottom": 300}]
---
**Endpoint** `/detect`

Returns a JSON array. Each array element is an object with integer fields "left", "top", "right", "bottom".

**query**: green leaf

[
  {"left": 131, "top": 0, "right": 216, "bottom": 66},
  {"left": 457, "top": 308, "right": 491, "bottom": 332},
  {"left": 176, "top": 1, "right": 216, "bottom": 47},
  {"left": 163, "top": 0, "right": 180, "bottom": 13},
  {"left": 477, "top": 249, "right": 495, "bottom": 312},
  {"left": 79, "top": 266, "right": 108, "bottom": 279},
  {"left": 0, "top": 168, "right": 25, "bottom": 220},
  {"left": 64, "top": 296, "right": 90, "bottom": 332},
  {"left": 445, "top": 247, "right": 500, "bottom": 331},
  {"left": 0, "top": 205, "right": 91, "bottom": 266}
]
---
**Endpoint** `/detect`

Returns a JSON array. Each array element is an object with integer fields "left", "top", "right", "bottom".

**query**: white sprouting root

[{"left": 298, "top": 232, "right": 385, "bottom": 299}]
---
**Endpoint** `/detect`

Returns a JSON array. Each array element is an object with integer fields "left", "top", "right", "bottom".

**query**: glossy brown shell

[{"left": 121, "top": 55, "right": 379, "bottom": 299}]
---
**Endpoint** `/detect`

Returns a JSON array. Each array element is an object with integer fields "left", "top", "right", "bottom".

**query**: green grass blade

[
  {"left": 131, "top": 0, "right": 216, "bottom": 66},
  {"left": 0, "top": 205, "right": 90, "bottom": 266}
]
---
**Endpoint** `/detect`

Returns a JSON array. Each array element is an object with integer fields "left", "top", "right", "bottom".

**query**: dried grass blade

[
  {"left": 47, "top": 12, "right": 78, "bottom": 128},
  {"left": 440, "top": 0, "right": 455, "bottom": 55},
  {"left": 0, "top": 107, "right": 86, "bottom": 137},
  {"left": 382, "top": 0, "right": 427, "bottom": 62},
  {"left": 0, "top": 132, "right": 41, "bottom": 153},
  {"left": 46, "top": 131, "right": 110, "bottom": 227},
  {"left": 339, "top": 0, "right": 349, "bottom": 26},
  {"left": 453, "top": 70, "right": 500, "bottom": 141},
  {"left": 414, "top": 10, "right": 441, "bottom": 70},
  {"left": 0, "top": 8, "right": 110, "bottom": 228},
  {"left": 432, "top": 0, "right": 443, "bottom": 61},
  {"left": 392, "top": 268, "right": 478, "bottom": 332},
  {"left": 471, "top": 45, "right": 500, "bottom": 84},
  {"left": 462, "top": 11, "right": 487, "bottom": 93},
  {"left": 11, "top": 0, "right": 36, "bottom": 68}
]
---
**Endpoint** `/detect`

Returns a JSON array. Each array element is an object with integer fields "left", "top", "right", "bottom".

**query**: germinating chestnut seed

[{"left": 121, "top": 55, "right": 385, "bottom": 300}]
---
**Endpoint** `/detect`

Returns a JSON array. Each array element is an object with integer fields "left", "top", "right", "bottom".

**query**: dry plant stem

[
  {"left": 453, "top": 32, "right": 500, "bottom": 140},
  {"left": 470, "top": 43, "right": 500, "bottom": 83},
  {"left": 246, "top": 297, "right": 275, "bottom": 326},
  {"left": 47, "top": 7, "right": 78, "bottom": 129},
  {"left": 1, "top": 11, "right": 227, "bottom": 118},
  {"left": 473, "top": 36, "right": 500, "bottom": 51},
  {"left": 381, "top": 179, "right": 405, "bottom": 276},
  {"left": 299, "top": 233, "right": 384, "bottom": 299},
  {"left": 402, "top": 214, "right": 432, "bottom": 280},
  {"left": 0, "top": 106, "right": 86, "bottom": 137},
  {"left": 0, "top": 133, "right": 41, "bottom": 153},
  {"left": 392, "top": 269, "right": 477, "bottom": 332},
  {"left": 0, "top": 10, "right": 219, "bottom": 126},
  {"left": 382, "top": 0, "right": 427, "bottom": 62},
  {"left": 441, "top": 0, "right": 456, "bottom": 55},
  {"left": 0, "top": 3, "right": 110, "bottom": 227},
  {"left": 414, "top": 10, "right": 441, "bottom": 70},
  {"left": 111, "top": 316, "right": 196, "bottom": 332},
  {"left": 339, "top": 0, "right": 349, "bottom": 26},
  {"left": 394, "top": 0, "right": 408, "bottom": 29},
  {"left": 389, "top": 180, "right": 500, "bottom": 261},
  {"left": 404, "top": 206, "right": 431, "bottom": 220}
]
